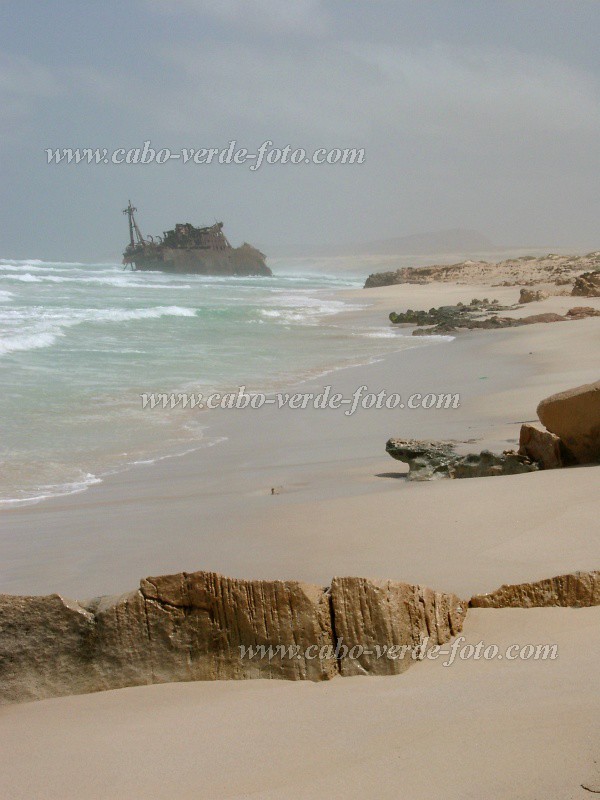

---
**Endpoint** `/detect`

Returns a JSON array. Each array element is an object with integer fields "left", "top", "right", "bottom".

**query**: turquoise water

[{"left": 0, "top": 258, "right": 431, "bottom": 505}]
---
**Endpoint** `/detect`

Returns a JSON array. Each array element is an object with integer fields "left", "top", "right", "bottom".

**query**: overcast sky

[{"left": 1, "top": 0, "right": 600, "bottom": 260}]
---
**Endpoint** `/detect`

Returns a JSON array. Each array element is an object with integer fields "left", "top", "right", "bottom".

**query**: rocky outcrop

[
  {"left": 388, "top": 298, "right": 507, "bottom": 328},
  {"left": 364, "top": 269, "right": 423, "bottom": 288},
  {"left": 331, "top": 577, "right": 466, "bottom": 676},
  {"left": 572, "top": 271, "right": 600, "bottom": 297},
  {"left": 518, "top": 423, "right": 565, "bottom": 469},
  {"left": 385, "top": 438, "right": 538, "bottom": 480},
  {"left": 0, "top": 571, "right": 337, "bottom": 704},
  {"left": 470, "top": 571, "right": 600, "bottom": 608},
  {"left": 364, "top": 251, "right": 600, "bottom": 289},
  {"left": 537, "top": 381, "right": 600, "bottom": 464},
  {"left": 0, "top": 570, "right": 470, "bottom": 705},
  {"left": 402, "top": 307, "right": 597, "bottom": 336},
  {"left": 4, "top": 566, "right": 599, "bottom": 703},
  {"left": 386, "top": 295, "right": 600, "bottom": 335},
  {"left": 519, "top": 288, "right": 548, "bottom": 303}
]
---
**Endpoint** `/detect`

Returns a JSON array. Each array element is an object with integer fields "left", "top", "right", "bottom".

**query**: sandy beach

[
  {"left": 5, "top": 4, "right": 600, "bottom": 796},
  {"left": 1, "top": 277, "right": 599, "bottom": 799}
]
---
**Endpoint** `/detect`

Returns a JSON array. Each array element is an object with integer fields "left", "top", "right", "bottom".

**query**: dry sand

[
  {"left": 0, "top": 279, "right": 598, "bottom": 799},
  {"left": 1, "top": 608, "right": 598, "bottom": 800}
]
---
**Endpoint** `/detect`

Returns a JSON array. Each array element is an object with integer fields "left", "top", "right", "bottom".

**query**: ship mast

[{"left": 123, "top": 200, "right": 145, "bottom": 246}]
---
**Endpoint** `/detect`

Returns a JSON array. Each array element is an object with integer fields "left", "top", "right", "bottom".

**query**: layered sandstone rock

[
  {"left": 0, "top": 570, "right": 471, "bottom": 704},
  {"left": 330, "top": 577, "right": 467, "bottom": 676},
  {"left": 537, "top": 381, "right": 600, "bottom": 463},
  {"left": 0, "top": 571, "right": 336, "bottom": 705},
  {"left": 518, "top": 423, "right": 564, "bottom": 469},
  {"left": 470, "top": 571, "right": 600, "bottom": 608}
]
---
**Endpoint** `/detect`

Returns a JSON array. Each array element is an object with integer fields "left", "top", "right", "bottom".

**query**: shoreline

[
  {"left": 1, "top": 281, "right": 598, "bottom": 599},
  {"left": 1, "top": 277, "right": 599, "bottom": 800},
  {"left": 0, "top": 280, "right": 398, "bottom": 510}
]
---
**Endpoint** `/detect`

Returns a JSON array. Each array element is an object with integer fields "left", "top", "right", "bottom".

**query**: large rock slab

[
  {"left": 537, "top": 381, "right": 600, "bottom": 463},
  {"left": 0, "top": 571, "right": 336, "bottom": 704},
  {"left": 470, "top": 571, "right": 600, "bottom": 608},
  {"left": 330, "top": 577, "right": 467, "bottom": 676}
]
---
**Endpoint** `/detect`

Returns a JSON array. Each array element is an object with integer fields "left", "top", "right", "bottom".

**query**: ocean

[{"left": 0, "top": 258, "right": 440, "bottom": 506}]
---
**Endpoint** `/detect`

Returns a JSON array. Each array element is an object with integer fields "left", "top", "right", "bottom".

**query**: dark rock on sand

[
  {"left": 519, "top": 288, "right": 548, "bottom": 303},
  {"left": 572, "top": 271, "right": 600, "bottom": 298},
  {"left": 385, "top": 438, "right": 538, "bottom": 480}
]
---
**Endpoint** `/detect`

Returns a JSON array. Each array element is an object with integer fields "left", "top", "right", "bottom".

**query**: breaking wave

[{"left": 0, "top": 306, "right": 197, "bottom": 357}]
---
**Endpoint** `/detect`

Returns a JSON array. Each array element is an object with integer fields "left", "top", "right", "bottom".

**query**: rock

[
  {"left": 363, "top": 252, "right": 600, "bottom": 290},
  {"left": 567, "top": 306, "right": 600, "bottom": 318},
  {"left": 519, "top": 312, "right": 566, "bottom": 324},
  {"left": 0, "top": 569, "right": 473, "bottom": 705},
  {"left": 470, "top": 571, "right": 600, "bottom": 608},
  {"left": 385, "top": 291, "right": 597, "bottom": 339},
  {"left": 389, "top": 300, "right": 517, "bottom": 333},
  {"left": 572, "top": 271, "right": 600, "bottom": 297},
  {"left": 385, "top": 438, "right": 538, "bottom": 480},
  {"left": 537, "top": 381, "right": 600, "bottom": 463},
  {"left": 364, "top": 267, "right": 434, "bottom": 288},
  {"left": 450, "top": 449, "right": 538, "bottom": 478},
  {"left": 364, "top": 270, "right": 403, "bottom": 288},
  {"left": 0, "top": 594, "right": 97, "bottom": 704},
  {"left": 330, "top": 577, "right": 467, "bottom": 676},
  {"left": 519, "top": 288, "right": 548, "bottom": 303},
  {"left": 385, "top": 439, "right": 458, "bottom": 480},
  {"left": 0, "top": 571, "right": 336, "bottom": 704},
  {"left": 518, "top": 423, "right": 564, "bottom": 469}
]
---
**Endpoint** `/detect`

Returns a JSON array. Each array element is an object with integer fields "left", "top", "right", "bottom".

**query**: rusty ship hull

[
  {"left": 122, "top": 203, "right": 272, "bottom": 276},
  {"left": 127, "top": 243, "right": 271, "bottom": 276}
]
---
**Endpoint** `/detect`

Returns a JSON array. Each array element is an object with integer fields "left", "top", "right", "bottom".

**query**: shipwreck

[{"left": 122, "top": 201, "right": 271, "bottom": 276}]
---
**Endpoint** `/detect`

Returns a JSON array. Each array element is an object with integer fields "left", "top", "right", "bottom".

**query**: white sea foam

[
  {"left": 85, "top": 306, "right": 197, "bottom": 323},
  {"left": 3, "top": 273, "right": 42, "bottom": 282},
  {"left": 259, "top": 290, "right": 355, "bottom": 325},
  {"left": 0, "top": 330, "right": 62, "bottom": 355},
  {"left": 0, "top": 259, "right": 45, "bottom": 266},
  {"left": 5, "top": 273, "right": 192, "bottom": 288},
  {"left": 0, "top": 306, "right": 197, "bottom": 356},
  {"left": 359, "top": 328, "right": 403, "bottom": 338},
  {"left": 0, "top": 473, "right": 103, "bottom": 507}
]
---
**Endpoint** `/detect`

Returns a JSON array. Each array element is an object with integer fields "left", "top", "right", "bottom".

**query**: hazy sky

[{"left": 1, "top": 0, "right": 600, "bottom": 260}]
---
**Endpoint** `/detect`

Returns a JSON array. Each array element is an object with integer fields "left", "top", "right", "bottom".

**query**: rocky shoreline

[
  {"left": 364, "top": 251, "right": 600, "bottom": 290},
  {"left": 388, "top": 298, "right": 600, "bottom": 336},
  {"left": 385, "top": 381, "right": 600, "bottom": 478}
]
